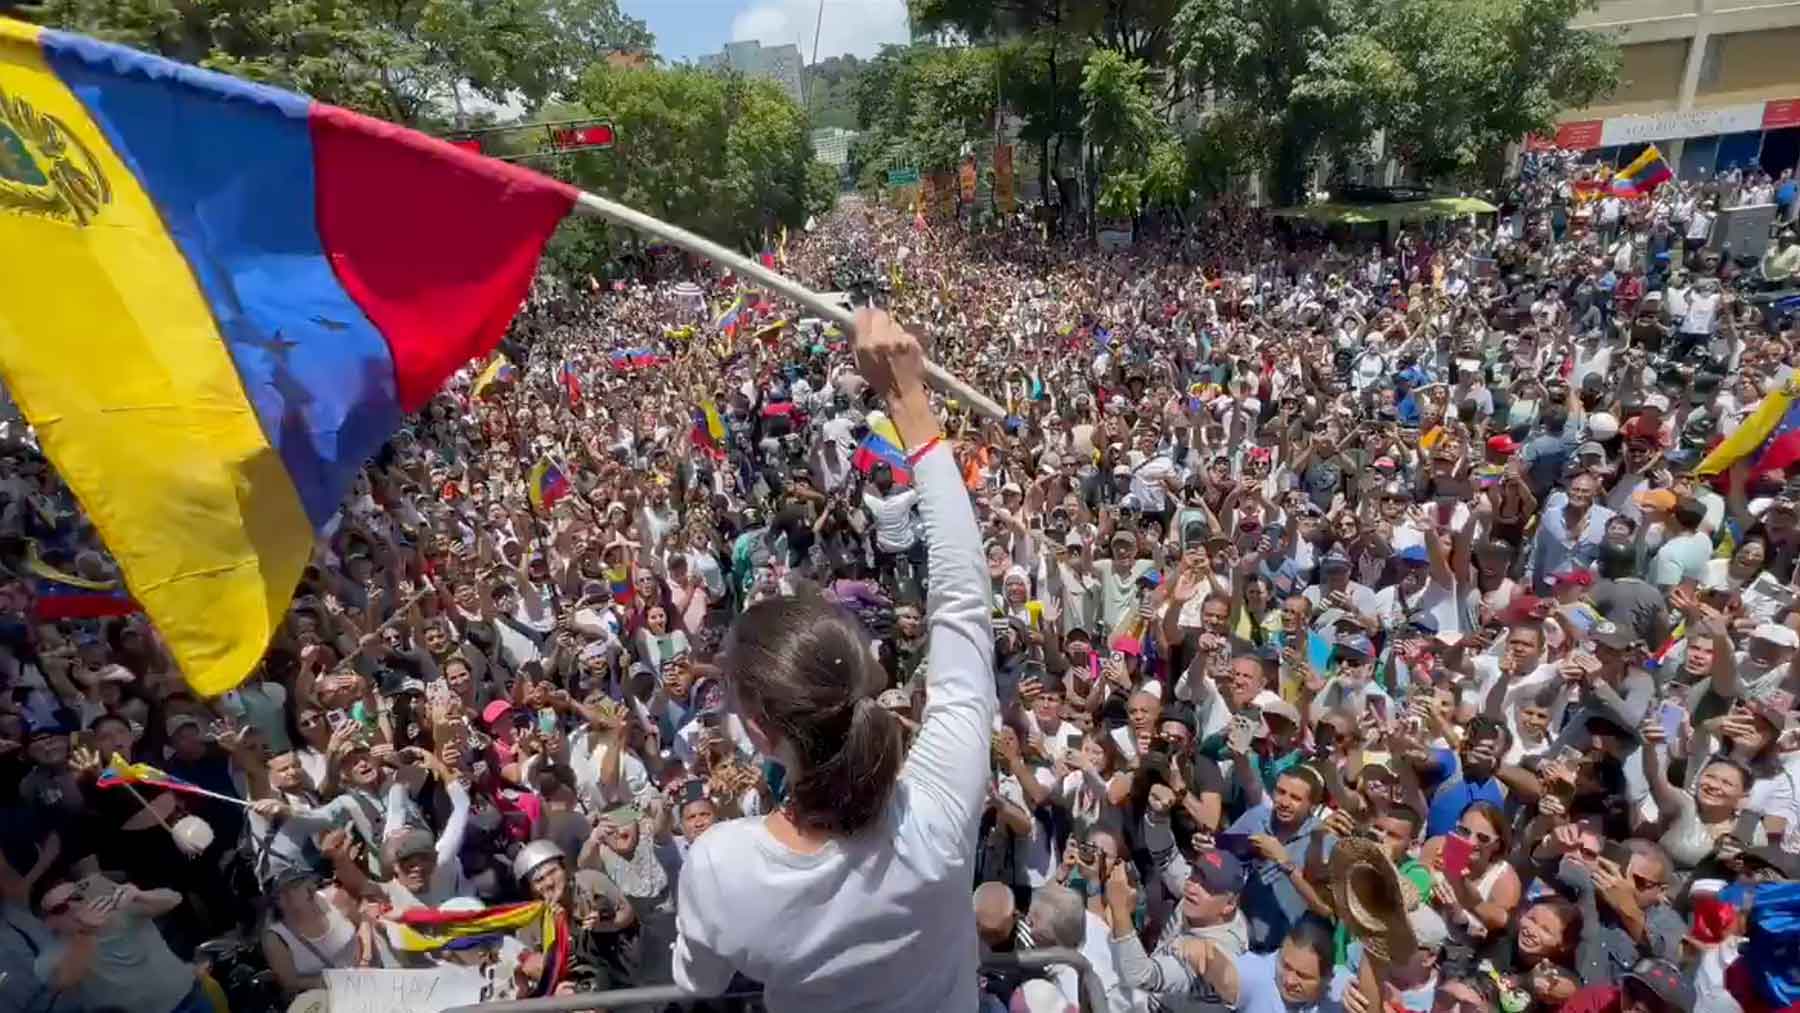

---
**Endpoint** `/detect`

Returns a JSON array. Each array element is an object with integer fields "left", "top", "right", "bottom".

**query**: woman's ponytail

[
  {"left": 722, "top": 595, "right": 905, "bottom": 836},
  {"left": 789, "top": 695, "right": 903, "bottom": 835}
]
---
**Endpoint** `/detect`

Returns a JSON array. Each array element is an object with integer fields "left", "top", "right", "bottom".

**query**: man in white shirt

[
  {"left": 1684, "top": 199, "right": 1715, "bottom": 257},
  {"left": 863, "top": 463, "right": 924, "bottom": 593}
]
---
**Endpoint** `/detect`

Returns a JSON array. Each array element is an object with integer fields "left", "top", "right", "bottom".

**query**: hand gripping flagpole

[{"left": 569, "top": 192, "right": 1008, "bottom": 422}]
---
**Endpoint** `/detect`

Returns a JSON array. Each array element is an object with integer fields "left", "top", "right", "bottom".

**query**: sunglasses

[{"left": 1456, "top": 826, "right": 1499, "bottom": 848}]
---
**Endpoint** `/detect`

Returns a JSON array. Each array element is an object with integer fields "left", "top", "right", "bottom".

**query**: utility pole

[{"left": 804, "top": 0, "right": 825, "bottom": 113}]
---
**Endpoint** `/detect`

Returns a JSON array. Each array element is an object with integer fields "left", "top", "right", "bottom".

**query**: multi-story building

[
  {"left": 1547, "top": 0, "right": 1800, "bottom": 178},
  {"left": 811, "top": 127, "right": 859, "bottom": 167},
  {"left": 699, "top": 40, "right": 805, "bottom": 107}
]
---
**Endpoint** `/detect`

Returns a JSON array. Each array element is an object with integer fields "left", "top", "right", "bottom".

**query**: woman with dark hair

[{"left": 671, "top": 310, "right": 994, "bottom": 1009}]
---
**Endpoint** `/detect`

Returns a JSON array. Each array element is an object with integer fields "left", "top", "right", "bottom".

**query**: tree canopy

[
  {"left": 29, "top": 0, "right": 653, "bottom": 126},
  {"left": 902, "top": 0, "right": 1619, "bottom": 213}
]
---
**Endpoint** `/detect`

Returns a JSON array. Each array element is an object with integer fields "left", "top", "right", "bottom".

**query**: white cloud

[{"left": 730, "top": 0, "right": 910, "bottom": 62}]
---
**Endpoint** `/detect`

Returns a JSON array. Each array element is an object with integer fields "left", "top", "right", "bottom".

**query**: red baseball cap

[{"left": 1486, "top": 434, "right": 1520, "bottom": 456}]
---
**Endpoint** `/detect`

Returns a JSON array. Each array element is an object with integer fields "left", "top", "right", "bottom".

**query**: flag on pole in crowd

[
  {"left": 607, "top": 347, "right": 665, "bottom": 371},
  {"left": 24, "top": 542, "right": 139, "bottom": 620},
  {"left": 606, "top": 563, "right": 634, "bottom": 605},
  {"left": 557, "top": 360, "right": 582, "bottom": 407},
  {"left": 534, "top": 910, "right": 573, "bottom": 997},
  {"left": 778, "top": 225, "right": 789, "bottom": 266},
  {"left": 1609, "top": 144, "right": 1674, "bottom": 197},
  {"left": 386, "top": 900, "right": 546, "bottom": 952},
  {"left": 97, "top": 753, "right": 217, "bottom": 799},
  {"left": 1696, "top": 378, "right": 1800, "bottom": 478},
  {"left": 527, "top": 458, "right": 571, "bottom": 511},
  {"left": 472, "top": 354, "right": 517, "bottom": 398},
  {"left": 715, "top": 295, "right": 746, "bottom": 334},
  {"left": 0, "top": 19, "right": 577, "bottom": 696},
  {"left": 690, "top": 402, "right": 727, "bottom": 460},
  {"left": 759, "top": 247, "right": 776, "bottom": 270},
  {"left": 852, "top": 433, "right": 911, "bottom": 484},
  {"left": 866, "top": 412, "right": 905, "bottom": 450}
]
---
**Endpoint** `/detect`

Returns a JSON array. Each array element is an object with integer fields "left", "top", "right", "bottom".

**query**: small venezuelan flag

[
  {"left": 528, "top": 459, "right": 571, "bottom": 511},
  {"left": 534, "top": 909, "right": 573, "bottom": 997},
  {"left": 25, "top": 542, "right": 138, "bottom": 620},
  {"left": 557, "top": 360, "right": 581, "bottom": 406},
  {"left": 852, "top": 433, "right": 912, "bottom": 484},
  {"left": 715, "top": 296, "right": 746, "bottom": 334},
  {"left": 606, "top": 564, "right": 634, "bottom": 606},
  {"left": 472, "top": 354, "right": 517, "bottom": 398},
  {"left": 691, "top": 402, "right": 727, "bottom": 460},
  {"left": 1609, "top": 144, "right": 1673, "bottom": 197},
  {"left": 97, "top": 752, "right": 209, "bottom": 798},
  {"left": 385, "top": 900, "right": 546, "bottom": 952},
  {"left": 0, "top": 20, "right": 578, "bottom": 696}
]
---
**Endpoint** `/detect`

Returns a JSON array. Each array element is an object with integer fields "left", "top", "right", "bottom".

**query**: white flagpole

[{"left": 569, "top": 192, "right": 1008, "bottom": 422}]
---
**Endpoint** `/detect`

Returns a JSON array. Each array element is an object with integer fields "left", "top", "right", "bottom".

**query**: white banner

[
  {"left": 1598, "top": 103, "right": 1765, "bottom": 146},
  {"left": 323, "top": 967, "right": 485, "bottom": 1013}
]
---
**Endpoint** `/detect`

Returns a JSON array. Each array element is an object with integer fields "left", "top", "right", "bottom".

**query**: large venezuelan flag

[
  {"left": 0, "top": 20, "right": 577, "bottom": 696},
  {"left": 1696, "top": 377, "right": 1800, "bottom": 478}
]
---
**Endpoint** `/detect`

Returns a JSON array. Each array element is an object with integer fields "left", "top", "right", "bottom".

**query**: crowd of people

[{"left": 2, "top": 146, "right": 1800, "bottom": 1013}]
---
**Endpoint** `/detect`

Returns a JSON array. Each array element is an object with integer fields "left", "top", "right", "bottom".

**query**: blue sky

[{"left": 621, "top": 0, "right": 912, "bottom": 64}]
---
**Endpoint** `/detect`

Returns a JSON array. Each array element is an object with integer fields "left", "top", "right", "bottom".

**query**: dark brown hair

[{"left": 723, "top": 594, "right": 903, "bottom": 835}]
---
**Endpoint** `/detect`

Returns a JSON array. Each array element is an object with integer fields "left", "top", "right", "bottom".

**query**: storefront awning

[{"left": 1270, "top": 196, "right": 1499, "bottom": 224}]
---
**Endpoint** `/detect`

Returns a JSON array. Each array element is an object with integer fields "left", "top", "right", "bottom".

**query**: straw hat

[{"left": 1327, "top": 836, "right": 1416, "bottom": 964}]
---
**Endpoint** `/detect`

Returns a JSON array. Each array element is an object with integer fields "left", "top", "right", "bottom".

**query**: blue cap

[
  {"left": 1189, "top": 848, "right": 1249, "bottom": 894},
  {"left": 1397, "top": 544, "right": 1430, "bottom": 564},
  {"left": 1336, "top": 634, "right": 1376, "bottom": 659}
]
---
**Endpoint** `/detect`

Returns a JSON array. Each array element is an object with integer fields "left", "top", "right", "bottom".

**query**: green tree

[
  {"left": 1081, "top": 49, "right": 1161, "bottom": 219},
  {"left": 1173, "top": 0, "right": 1618, "bottom": 203},
  {"left": 850, "top": 44, "right": 996, "bottom": 183},
  {"left": 568, "top": 63, "right": 827, "bottom": 255},
  {"left": 804, "top": 54, "right": 865, "bottom": 130},
  {"left": 31, "top": 0, "right": 653, "bottom": 126}
]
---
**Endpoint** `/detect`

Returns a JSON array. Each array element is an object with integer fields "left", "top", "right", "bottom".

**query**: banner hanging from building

[
  {"left": 929, "top": 170, "right": 956, "bottom": 221},
  {"left": 959, "top": 157, "right": 978, "bottom": 205},
  {"left": 995, "top": 144, "right": 1016, "bottom": 214}
]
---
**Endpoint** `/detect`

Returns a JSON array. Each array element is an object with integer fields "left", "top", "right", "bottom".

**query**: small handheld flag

[
  {"left": 24, "top": 542, "right": 139, "bottom": 620},
  {"left": 557, "top": 360, "right": 582, "bottom": 407},
  {"left": 98, "top": 752, "right": 250, "bottom": 806},
  {"left": 472, "top": 354, "right": 518, "bottom": 398},
  {"left": 527, "top": 459, "right": 571, "bottom": 511},
  {"left": 691, "top": 403, "right": 727, "bottom": 460},
  {"left": 714, "top": 295, "right": 746, "bottom": 334},
  {"left": 852, "top": 433, "right": 912, "bottom": 484},
  {"left": 385, "top": 900, "right": 546, "bottom": 952}
]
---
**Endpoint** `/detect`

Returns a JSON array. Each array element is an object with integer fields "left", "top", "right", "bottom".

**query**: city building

[
  {"left": 698, "top": 40, "right": 805, "bottom": 107},
  {"left": 1545, "top": 0, "right": 1800, "bottom": 178},
  {"left": 811, "top": 127, "right": 859, "bottom": 168}
]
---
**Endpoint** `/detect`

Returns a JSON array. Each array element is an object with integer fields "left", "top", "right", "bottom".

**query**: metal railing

[{"left": 443, "top": 946, "right": 1106, "bottom": 1013}]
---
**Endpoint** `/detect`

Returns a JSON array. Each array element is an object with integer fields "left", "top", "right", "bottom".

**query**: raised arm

[{"left": 863, "top": 312, "right": 997, "bottom": 850}]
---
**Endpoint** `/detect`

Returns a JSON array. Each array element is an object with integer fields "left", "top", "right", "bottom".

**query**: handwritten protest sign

[{"left": 324, "top": 967, "right": 485, "bottom": 1013}]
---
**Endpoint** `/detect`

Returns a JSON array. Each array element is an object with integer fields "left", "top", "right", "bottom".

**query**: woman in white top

[
  {"left": 262, "top": 870, "right": 371, "bottom": 996},
  {"left": 672, "top": 310, "right": 995, "bottom": 1011}
]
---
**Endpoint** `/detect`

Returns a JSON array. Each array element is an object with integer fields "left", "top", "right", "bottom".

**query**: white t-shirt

[{"left": 863, "top": 489, "right": 921, "bottom": 552}]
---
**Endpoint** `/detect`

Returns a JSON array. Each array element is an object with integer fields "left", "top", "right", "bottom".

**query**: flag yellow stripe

[
  {"left": 0, "top": 19, "right": 311, "bottom": 696},
  {"left": 1617, "top": 144, "right": 1662, "bottom": 180},
  {"left": 1696, "top": 386, "right": 1795, "bottom": 476}
]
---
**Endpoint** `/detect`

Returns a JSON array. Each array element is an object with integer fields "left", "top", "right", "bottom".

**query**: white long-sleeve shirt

[{"left": 673, "top": 442, "right": 996, "bottom": 1011}]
